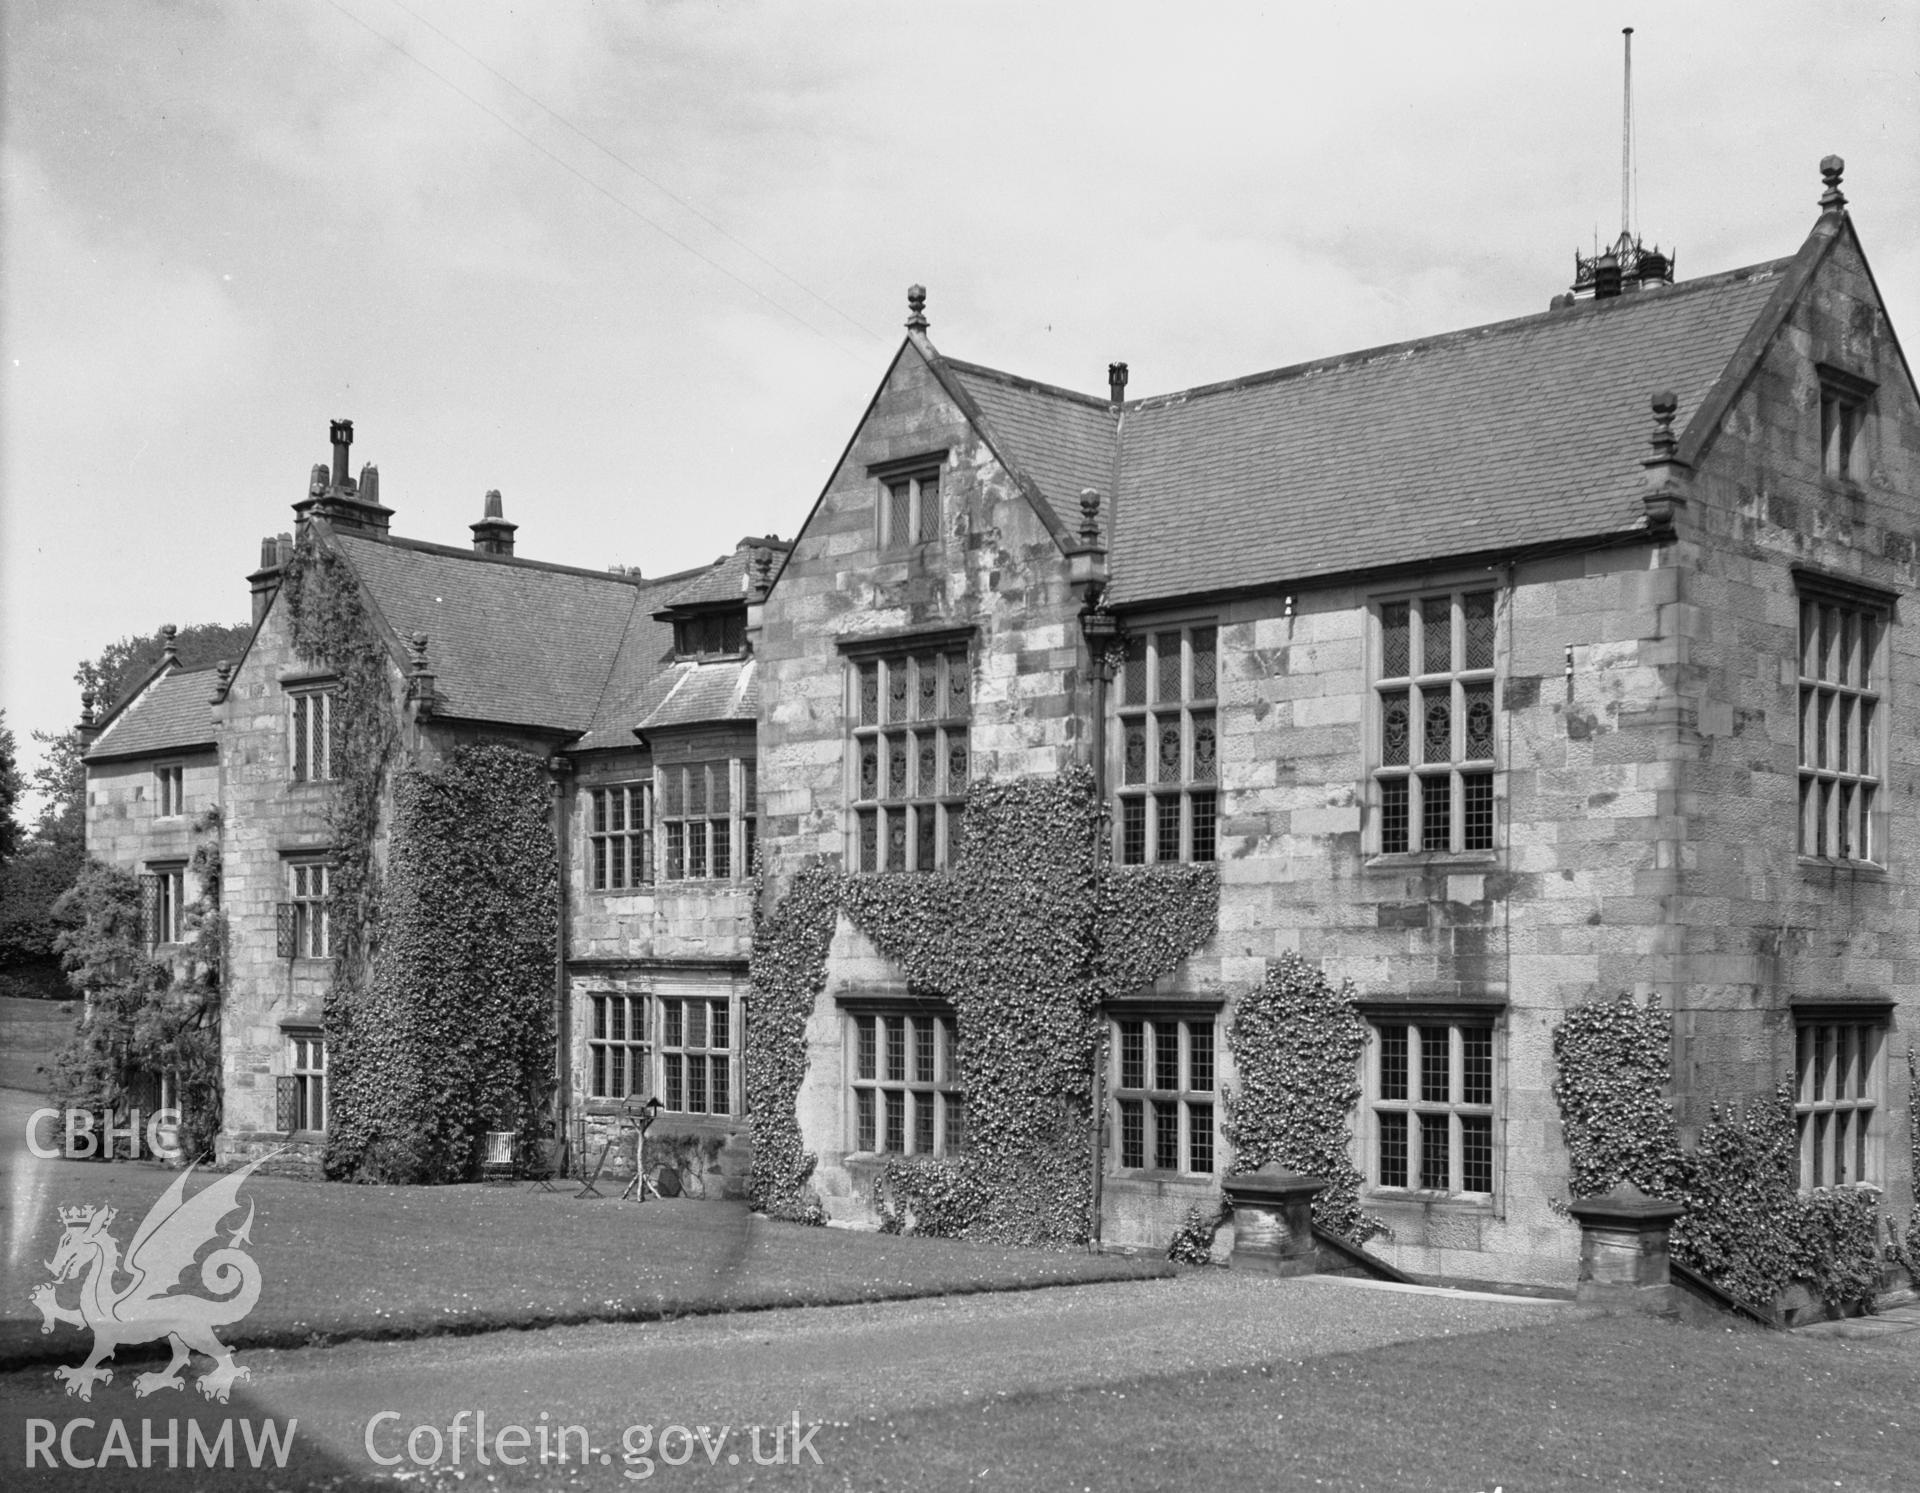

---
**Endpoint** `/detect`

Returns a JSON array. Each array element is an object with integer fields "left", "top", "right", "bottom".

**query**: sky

[{"left": 3, "top": 0, "right": 1917, "bottom": 812}]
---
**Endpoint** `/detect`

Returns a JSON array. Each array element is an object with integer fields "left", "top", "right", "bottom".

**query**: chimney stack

[
  {"left": 471, "top": 489, "right": 518, "bottom": 557},
  {"left": 1108, "top": 362, "right": 1129, "bottom": 406},
  {"left": 330, "top": 419, "right": 354, "bottom": 489}
]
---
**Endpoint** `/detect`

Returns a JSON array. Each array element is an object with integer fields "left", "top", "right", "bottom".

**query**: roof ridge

[
  {"left": 941, "top": 358, "right": 1110, "bottom": 409},
  {"left": 1127, "top": 257, "right": 1798, "bottom": 411},
  {"left": 342, "top": 532, "right": 710, "bottom": 589}
]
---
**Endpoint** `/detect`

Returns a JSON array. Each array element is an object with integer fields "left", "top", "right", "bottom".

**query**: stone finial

[
  {"left": 1078, "top": 488, "right": 1104, "bottom": 546},
  {"left": 1648, "top": 391, "right": 1679, "bottom": 462},
  {"left": 906, "top": 284, "right": 928, "bottom": 331},
  {"left": 211, "top": 661, "right": 234, "bottom": 703},
  {"left": 159, "top": 622, "right": 179, "bottom": 663},
  {"left": 749, "top": 546, "right": 775, "bottom": 602},
  {"left": 1820, "top": 154, "right": 1846, "bottom": 214},
  {"left": 408, "top": 633, "right": 431, "bottom": 672},
  {"left": 80, "top": 689, "right": 96, "bottom": 727},
  {"left": 1642, "top": 390, "right": 1692, "bottom": 540}
]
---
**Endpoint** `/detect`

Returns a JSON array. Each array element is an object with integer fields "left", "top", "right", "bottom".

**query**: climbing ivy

[
  {"left": 1166, "top": 1199, "right": 1228, "bottom": 1265},
  {"left": 746, "top": 767, "right": 1219, "bottom": 1245},
  {"left": 44, "top": 815, "right": 224, "bottom": 1164},
  {"left": 1552, "top": 994, "right": 1888, "bottom": 1314},
  {"left": 324, "top": 745, "right": 557, "bottom": 1183},
  {"left": 280, "top": 534, "right": 400, "bottom": 1013},
  {"left": 1220, "top": 952, "right": 1387, "bottom": 1246},
  {"left": 1550, "top": 994, "right": 1686, "bottom": 1202},
  {"left": 744, "top": 864, "right": 839, "bottom": 1224}
]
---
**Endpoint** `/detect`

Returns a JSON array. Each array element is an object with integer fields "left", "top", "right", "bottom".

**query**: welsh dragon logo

[{"left": 31, "top": 1155, "right": 273, "bottom": 1403}]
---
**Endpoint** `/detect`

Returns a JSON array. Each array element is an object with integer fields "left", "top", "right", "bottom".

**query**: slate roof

[
  {"left": 635, "top": 659, "right": 757, "bottom": 732},
  {"left": 942, "top": 361, "right": 1115, "bottom": 534},
  {"left": 657, "top": 542, "right": 788, "bottom": 612},
  {"left": 335, "top": 534, "right": 678, "bottom": 735},
  {"left": 85, "top": 665, "right": 219, "bottom": 762},
  {"left": 928, "top": 261, "right": 1792, "bottom": 607}
]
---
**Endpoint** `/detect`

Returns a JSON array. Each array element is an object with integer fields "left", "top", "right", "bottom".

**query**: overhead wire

[
  {"left": 322, "top": 0, "right": 874, "bottom": 363},
  {"left": 382, "top": 0, "right": 886, "bottom": 348}
]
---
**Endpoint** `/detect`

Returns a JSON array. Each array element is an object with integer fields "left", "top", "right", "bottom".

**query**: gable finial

[
  {"left": 1648, "top": 391, "right": 1679, "bottom": 462},
  {"left": 159, "top": 622, "right": 179, "bottom": 664},
  {"left": 906, "top": 284, "right": 928, "bottom": 331},
  {"left": 1819, "top": 155, "right": 1846, "bottom": 214},
  {"left": 750, "top": 546, "right": 776, "bottom": 602},
  {"left": 80, "top": 688, "right": 96, "bottom": 727}
]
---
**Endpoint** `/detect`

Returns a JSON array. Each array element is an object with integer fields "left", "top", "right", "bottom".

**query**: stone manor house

[{"left": 80, "top": 160, "right": 1916, "bottom": 1286}]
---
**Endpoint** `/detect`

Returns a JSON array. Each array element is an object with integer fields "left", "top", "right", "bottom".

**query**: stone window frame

[
  {"left": 843, "top": 1000, "right": 965, "bottom": 1158},
  {"left": 1358, "top": 1002, "right": 1504, "bottom": 1202},
  {"left": 586, "top": 991, "right": 648, "bottom": 1102},
  {"left": 154, "top": 762, "right": 186, "bottom": 818},
  {"left": 843, "top": 628, "right": 973, "bottom": 875},
  {"left": 141, "top": 862, "right": 186, "bottom": 948},
  {"left": 870, "top": 451, "right": 947, "bottom": 553},
  {"left": 1110, "top": 1009, "right": 1219, "bottom": 1176},
  {"left": 280, "top": 1028, "right": 328, "bottom": 1134},
  {"left": 588, "top": 782, "right": 653, "bottom": 892},
  {"left": 1794, "top": 569, "right": 1892, "bottom": 867},
  {"left": 283, "top": 858, "right": 331, "bottom": 960},
  {"left": 657, "top": 759, "right": 755, "bottom": 883},
  {"left": 658, "top": 993, "right": 736, "bottom": 1117},
  {"left": 287, "top": 682, "right": 339, "bottom": 784},
  {"left": 1791, "top": 1001, "right": 1890, "bottom": 1190},
  {"left": 1368, "top": 585, "right": 1500, "bottom": 858},
  {"left": 1112, "top": 621, "right": 1219, "bottom": 866},
  {"left": 1816, "top": 363, "right": 1876, "bottom": 484}
]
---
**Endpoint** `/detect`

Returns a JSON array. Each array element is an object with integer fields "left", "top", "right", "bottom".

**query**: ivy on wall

[
  {"left": 324, "top": 744, "right": 557, "bottom": 1183},
  {"left": 1221, "top": 952, "right": 1387, "bottom": 1246},
  {"left": 746, "top": 767, "right": 1220, "bottom": 1245},
  {"left": 44, "top": 812, "right": 225, "bottom": 1163},
  {"left": 280, "top": 536, "right": 400, "bottom": 1005},
  {"left": 1552, "top": 994, "right": 1890, "bottom": 1314},
  {"left": 743, "top": 864, "right": 840, "bottom": 1224}
]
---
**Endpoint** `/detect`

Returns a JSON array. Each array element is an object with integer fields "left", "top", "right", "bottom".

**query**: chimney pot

[
  {"left": 1108, "top": 362, "right": 1129, "bottom": 405},
  {"left": 471, "top": 490, "right": 517, "bottom": 556}
]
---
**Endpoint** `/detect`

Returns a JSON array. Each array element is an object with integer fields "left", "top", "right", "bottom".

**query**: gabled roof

[
  {"left": 924, "top": 258, "right": 1793, "bottom": 607},
  {"left": 942, "top": 361, "right": 1115, "bottom": 535},
  {"left": 654, "top": 540, "right": 789, "bottom": 615},
  {"left": 84, "top": 665, "right": 219, "bottom": 762},
  {"left": 333, "top": 533, "right": 681, "bottom": 735}
]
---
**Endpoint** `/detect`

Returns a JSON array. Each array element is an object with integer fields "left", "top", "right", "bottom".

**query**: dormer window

[
  {"left": 1817, "top": 364, "right": 1875, "bottom": 482},
  {"left": 672, "top": 609, "right": 745, "bottom": 659}
]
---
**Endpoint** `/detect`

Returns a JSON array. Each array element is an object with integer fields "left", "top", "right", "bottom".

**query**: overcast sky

[{"left": 4, "top": 1, "right": 1917, "bottom": 805}]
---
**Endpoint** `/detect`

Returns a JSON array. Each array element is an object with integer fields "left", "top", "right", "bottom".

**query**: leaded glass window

[
  {"left": 1114, "top": 625, "right": 1218, "bottom": 864},
  {"left": 1112, "top": 1015, "right": 1216, "bottom": 1174},
  {"left": 851, "top": 648, "right": 971, "bottom": 872},
  {"left": 1374, "top": 590, "right": 1496, "bottom": 854},
  {"left": 657, "top": 760, "right": 753, "bottom": 881},
  {"left": 1369, "top": 1018, "right": 1496, "bottom": 1196},
  {"left": 849, "top": 1009, "right": 964, "bottom": 1155},
  {"left": 1798, "top": 593, "right": 1884, "bottom": 863}
]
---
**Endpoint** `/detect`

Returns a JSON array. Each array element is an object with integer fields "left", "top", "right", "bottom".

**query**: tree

[
  {"left": 0, "top": 621, "right": 248, "bottom": 998},
  {"left": 0, "top": 709, "right": 20, "bottom": 866}
]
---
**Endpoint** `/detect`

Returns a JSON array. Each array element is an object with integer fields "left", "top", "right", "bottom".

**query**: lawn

[
  {"left": 0, "top": 993, "right": 74, "bottom": 1094},
  {"left": 779, "top": 1312, "right": 1918, "bottom": 1492},
  {"left": 3, "top": 1115, "right": 1171, "bottom": 1370}
]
